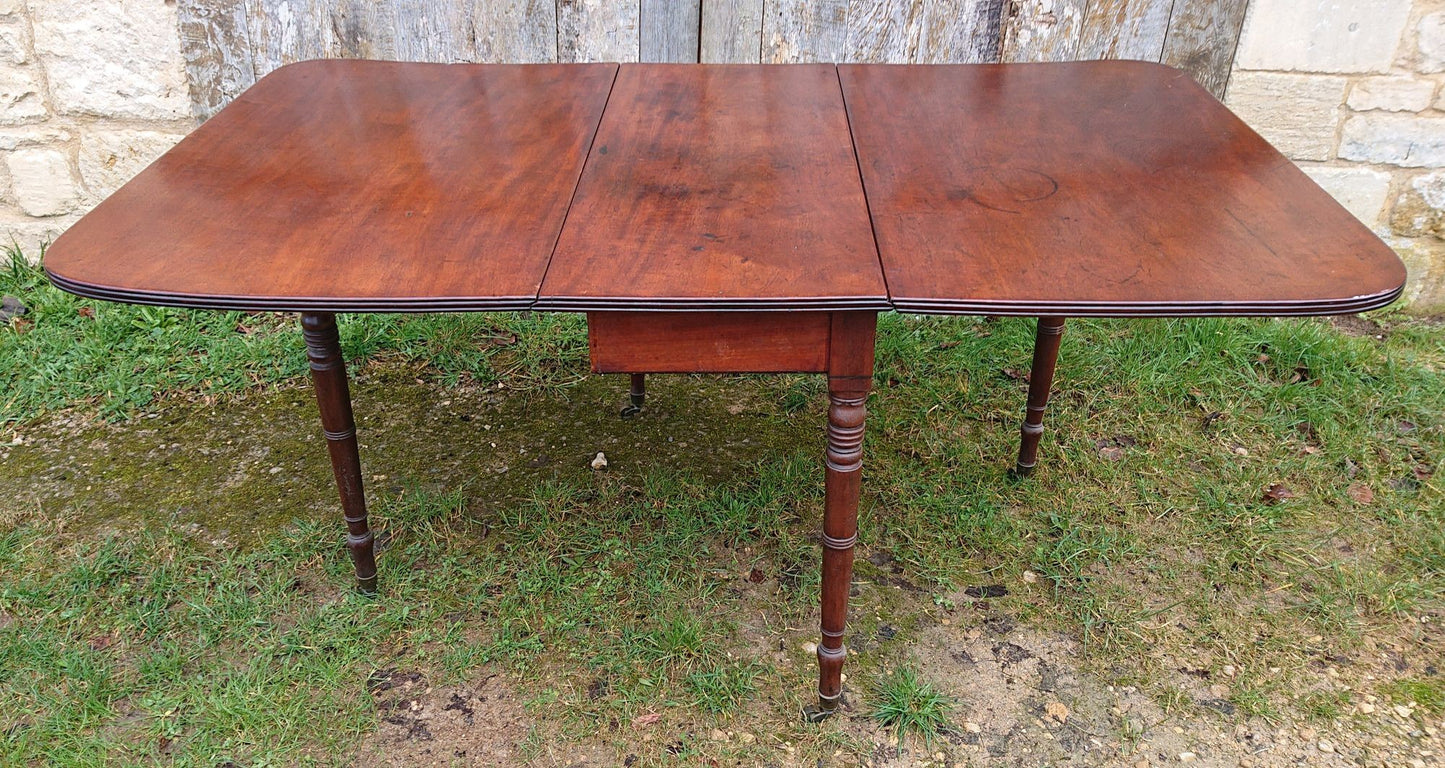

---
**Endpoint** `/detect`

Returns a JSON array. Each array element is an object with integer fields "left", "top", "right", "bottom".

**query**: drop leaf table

[{"left": 43, "top": 61, "right": 1405, "bottom": 720}]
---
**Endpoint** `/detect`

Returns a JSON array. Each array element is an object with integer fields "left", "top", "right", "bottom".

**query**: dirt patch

[{"left": 351, "top": 669, "right": 529, "bottom": 767}]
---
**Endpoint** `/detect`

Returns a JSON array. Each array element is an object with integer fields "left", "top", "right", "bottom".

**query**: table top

[
  {"left": 44, "top": 60, "right": 616, "bottom": 312},
  {"left": 538, "top": 65, "right": 887, "bottom": 311},
  {"left": 840, "top": 62, "right": 1405, "bottom": 316},
  {"left": 43, "top": 61, "right": 1406, "bottom": 317}
]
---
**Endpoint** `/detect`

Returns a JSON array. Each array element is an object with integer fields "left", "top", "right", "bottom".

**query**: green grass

[
  {"left": 0, "top": 245, "right": 587, "bottom": 424},
  {"left": 2, "top": 244, "right": 1443, "bottom": 764},
  {"left": 869, "top": 667, "right": 956, "bottom": 745},
  {"left": 1386, "top": 679, "right": 1445, "bottom": 713}
]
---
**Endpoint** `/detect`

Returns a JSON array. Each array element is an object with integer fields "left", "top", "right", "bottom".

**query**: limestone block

[
  {"left": 1235, "top": 0, "right": 1411, "bottom": 74},
  {"left": 0, "top": 65, "right": 47, "bottom": 125},
  {"left": 1419, "top": 12, "right": 1445, "bottom": 73},
  {"left": 1390, "top": 171, "right": 1445, "bottom": 238},
  {"left": 79, "top": 129, "right": 184, "bottom": 201},
  {"left": 1340, "top": 114, "right": 1445, "bottom": 167},
  {"left": 0, "top": 0, "right": 22, "bottom": 16},
  {"left": 1225, "top": 72, "right": 1346, "bottom": 161},
  {"left": 1347, "top": 77, "right": 1435, "bottom": 113},
  {"left": 1302, "top": 166, "right": 1392, "bottom": 226},
  {"left": 4, "top": 148, "right": 79, "bottom": 217},
  {"left": 0, "top": 15, "right": 31, "bottom": 64},
  {"left": 1, "top": 215, "right": 77, "bottom": 259},
  {"left": 1385, "top": 234, "right": 1445, "bottom": 311},
  {"left": 29, "top": 0, "right": 189, "bottom": 120}
]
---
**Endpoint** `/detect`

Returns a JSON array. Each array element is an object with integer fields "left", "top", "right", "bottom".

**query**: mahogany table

[{"left": 42, "top": 60, "right": 1405, "bottom": 720}]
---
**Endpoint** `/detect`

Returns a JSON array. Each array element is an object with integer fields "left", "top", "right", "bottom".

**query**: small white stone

[
  {"left": 589, "top": 452, "right": 607, "bottom": 469},
  {"left": 738, "top": 732, "right": 756, "bottom": 744},
  {"left": 1318, "top": 740, "right": 1334, "bottom": 752},
  {"left": 1022, "top": 570, "right": 1038, "bottom": 584},
  {"left": 1179, "top": 752, "right": 1197, "bottom": 763},
  {"left": 1222, "top": 664, "right": 1237, "bottom": 677},
  {"left": 963, "top": 721, "right": 981, "bottom": 734},
  {"left": 802, "top": 641, "right": 817, "bottom": 654}
]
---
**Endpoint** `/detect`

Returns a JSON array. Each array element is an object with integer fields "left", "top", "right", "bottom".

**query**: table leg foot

[
  {"left": 302, "top": 312, "right": 378, "bottom": 595},
  {"left": 803, "top": 695, "right": 841, "bottom": 723},
  {"left": 817, "top": 312, "right": 874, "bottom": 714},
  {"left": 620, "top": 373, "right": 645, "bottom": 418},
  {"left": 1013, "top": 317, "right": 1066, "bottom": 478}
]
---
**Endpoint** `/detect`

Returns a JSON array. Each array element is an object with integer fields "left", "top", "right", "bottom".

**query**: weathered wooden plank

[
  {"left": 1161, "top": 0, "right": 1248, "bottom": 97},
  {"left": 700, "top": 0, "right": 762, "bottom": 62},
  {"left": 641, "top": 0, "right": 700, "bottom": 62},
  {"left": 1000, "top": 0, "right": 1086, "bottom": 62},
  {"left": 176, "top": 0, "right": 256, "bottom": 120},
  {"left": 328, "top": 0, "right": 397, "bottom": 60},
  {"left": 473, "top": 0, "right": 557, "bottom": 62},
  {"left": 392, "top": 0, "right": 475, "bottom": 62},
  {"left": 244, "top": 0, "right": 335, "bottom": 77},
  {"left": 1076, "top": 0, "right": 1174, "bottom": 61},
  {"left": 915, "top": 0, "right": 1005, "bottom": 63},
  {"left": 558, "top": 0, "right": 640, "bottom": 62},
  {"left": 762, "top": 0, "right": 849, "bottom": 63},
  {"left": 845, "top": 0, "right": 918, "bottom": 63}
]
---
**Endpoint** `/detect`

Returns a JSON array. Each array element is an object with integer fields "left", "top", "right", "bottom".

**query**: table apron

[{"left": 587, "top": 310, "right": 833, "bottom": 374}]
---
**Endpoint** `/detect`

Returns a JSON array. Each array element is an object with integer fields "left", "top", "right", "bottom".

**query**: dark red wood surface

[
  {"left": 44, "top": 60, "right": 616, "bottom": 312},
  {"left": 588, "top": 311, "right": 831, "bottom": 372},
  {"left": 537, "top": 65, "right": 889, "bottom": 311},
  {"left": 839, "top": 62, "right": 1406, "bottom": 317}
]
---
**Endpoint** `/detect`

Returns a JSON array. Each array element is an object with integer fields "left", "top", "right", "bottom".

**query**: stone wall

[
  {"left": 1225, "top": 0, "right": 1445, "bottom": 309},
  {"left": 0, "top": 0, "right": 191, "bottom": 256},
  {"left": 2, "top": 0, "right": 1443, "bottom": 311}
]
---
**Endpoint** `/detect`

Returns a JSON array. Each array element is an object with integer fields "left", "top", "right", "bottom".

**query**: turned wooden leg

[
  {"left": 1013, "top": 316, "right": 1066, "bottom": 478},
  {"left": 301, "top": 313, "right": 378, "bottom": 594},
  {"left": 621, "top": 373, "right": 645, "bottom": 418},
  {"left": 809, "top": 312, "right": 876, "bottom": 722}
]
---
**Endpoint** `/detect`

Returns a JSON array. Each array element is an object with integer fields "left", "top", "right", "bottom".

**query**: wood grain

[
  {"left": 815, "top": 310, "right": 875, "bottom": 713},
  {"left": 558, "top": 0, "right": 640, "bottom": 62},
  {"left": 1161, "top": 0, "right": 1249, "bottom": 97},
  {"left": 538, "top": 65, "right": 888, "bottom": 311},
  {"left": 176, "top": 0, "right": 256, "bottom": 121},
  {"left": 474, "top": 0, "right": 559, "bottom": 63},
  {"left": 328, "top": 0, "right": 398, "bottom": 60},
  {"left": 916, "top": 0, "right": 1005, "bottom": 63},
  {"left": 839, "top": 62, "right": 1406, "bottom": 316},
  {"left": 700, "top": 0, "right": 763, "bottom": 63},
  {"left": 392, "top": 0, "right": 476, "bottom": 62},
  {"left": 641, "top": 0, "right": 701, "bottom": 63},
  {"left": 844, "top": 0, "right": 919, "bottom": 62},
  {"left": 44, "top": 61, "right": 617, "bottom": 312},
  {"left": 301, "top": 312, "right": 378, "bottom": 594},
  {"left": 762, "top": 0, "right": 849, "bottom": 62},
  {"left": 243, "top": 0, "right": 333, "bottom": 78},
  {"left": 1000, "top": 0, "right": 1086, "bottom": 61},
  {"left": 1076, "top": 0, "right": 1174, "bottom": 61},
  {"left": 588, "top": 311, "right": 831, "bottom": 373}
]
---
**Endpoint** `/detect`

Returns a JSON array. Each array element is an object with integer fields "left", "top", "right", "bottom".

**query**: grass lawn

[{"left": 1, "top": 245, "right": 1442, "bottom": 766}]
